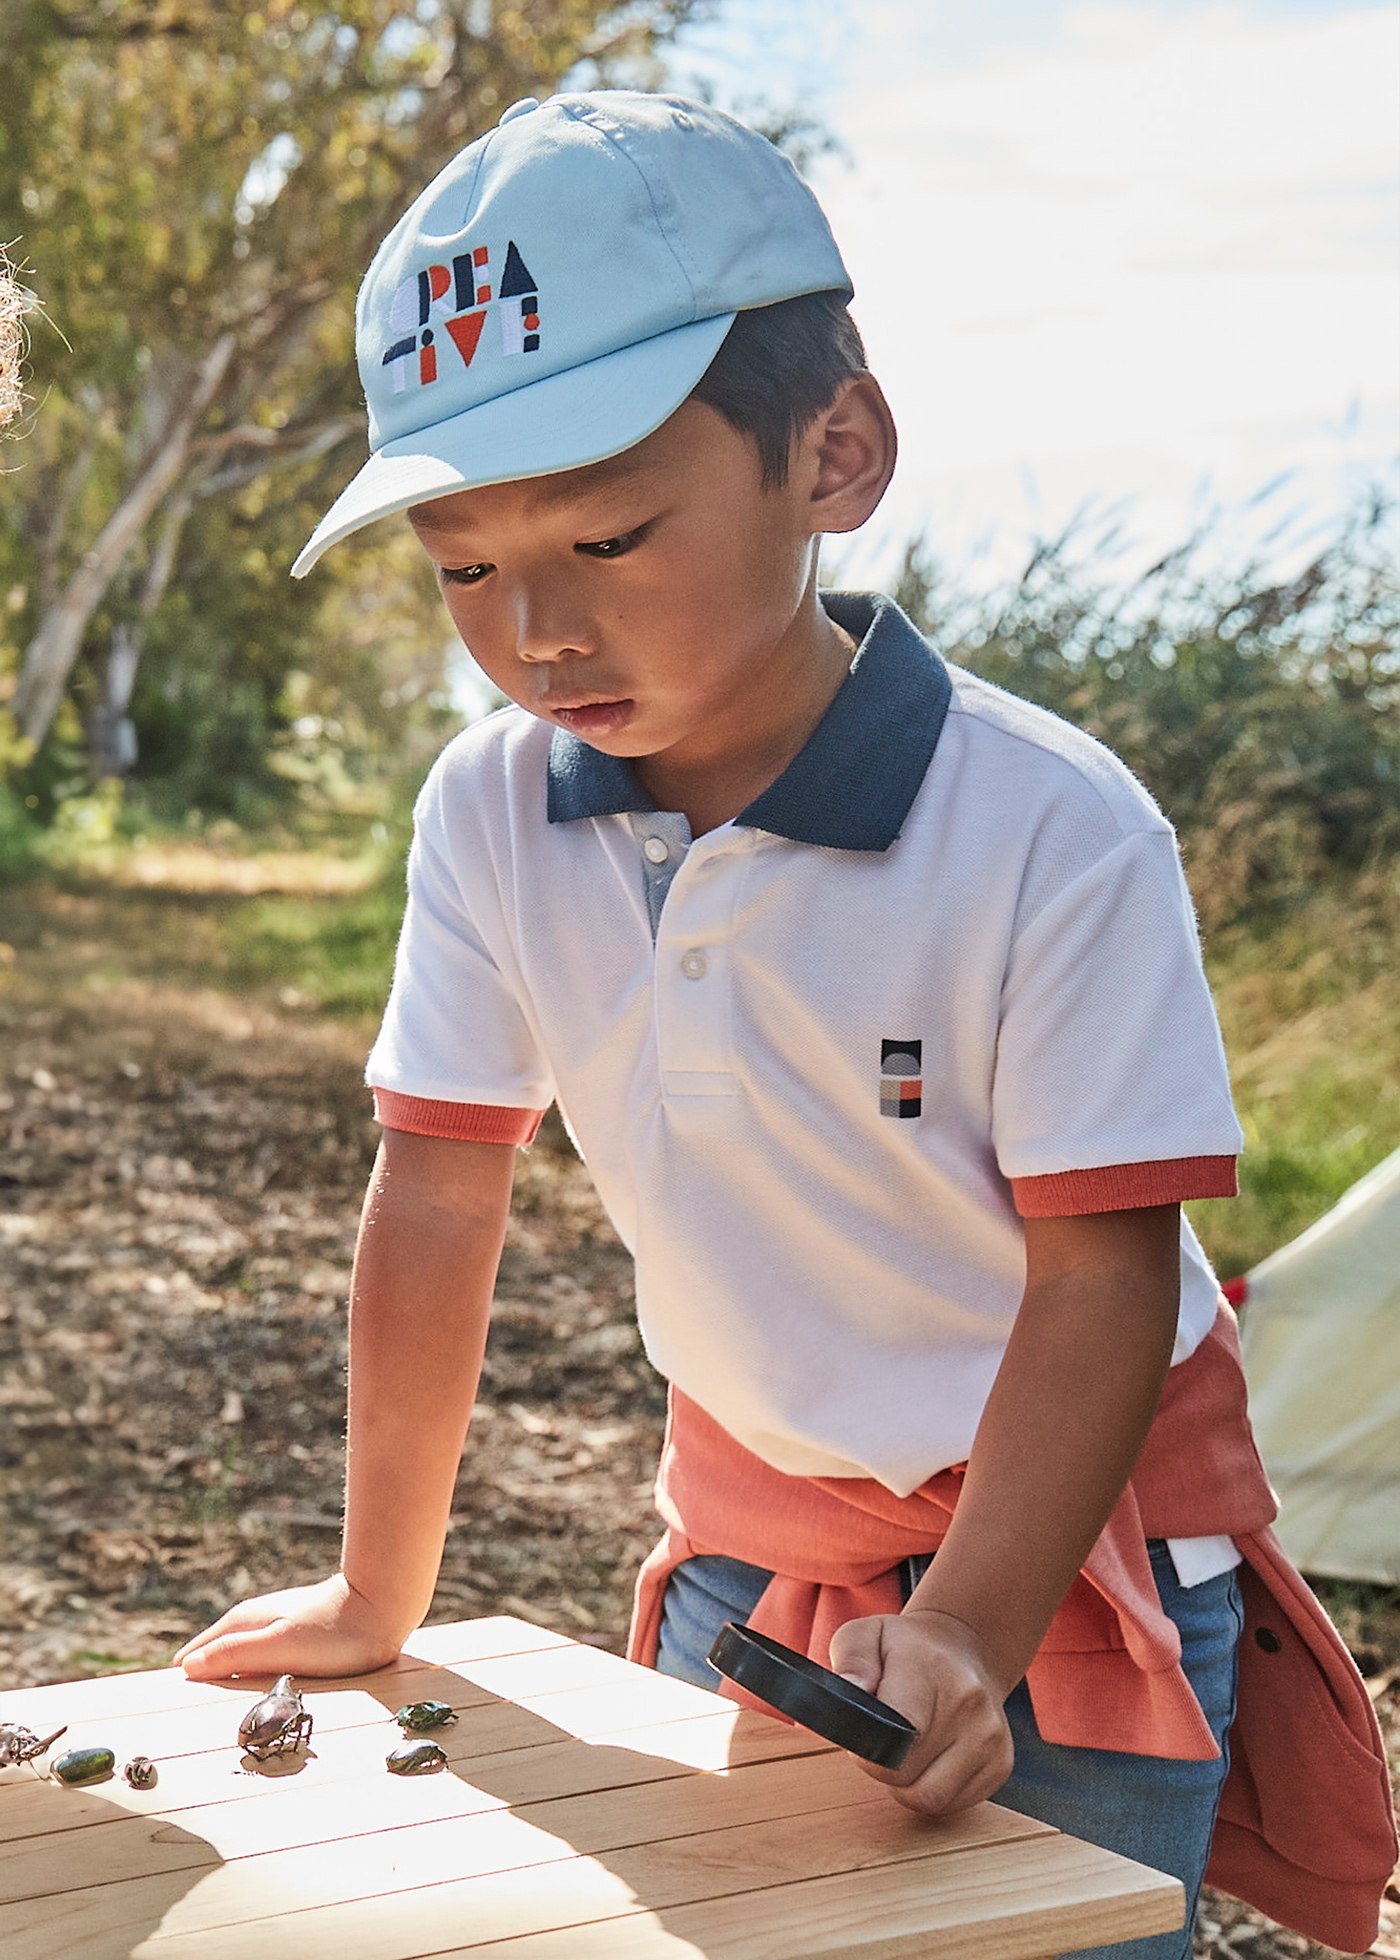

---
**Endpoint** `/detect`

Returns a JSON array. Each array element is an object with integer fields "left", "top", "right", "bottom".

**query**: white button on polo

[
  {"left": 643, "top": 837, "right": 670, "bottom": 864},
  {"left": 680, "top": 950, "right": 708, "bottom": 980}
]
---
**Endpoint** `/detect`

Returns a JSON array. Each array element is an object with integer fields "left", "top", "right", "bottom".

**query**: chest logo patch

[{"left": 880, "top": 1039, "right": 922, "bottom": 1118}]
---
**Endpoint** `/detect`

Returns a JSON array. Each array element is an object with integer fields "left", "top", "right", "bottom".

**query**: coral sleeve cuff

[
  {"left": 1011, "top": 1155, "right": 1239, "bottom": 1218},
  {"left": 370, "top": 1089, "right": 544, "bottom": 1147}
]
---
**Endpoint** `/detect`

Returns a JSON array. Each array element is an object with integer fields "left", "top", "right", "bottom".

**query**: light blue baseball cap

[{"left": 291, "top": 91, "right": 852, "bottom": 577}]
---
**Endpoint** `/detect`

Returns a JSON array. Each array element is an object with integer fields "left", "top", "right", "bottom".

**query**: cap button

[{"left": 498, "top": 97, "right": 540, "bottom": 125}]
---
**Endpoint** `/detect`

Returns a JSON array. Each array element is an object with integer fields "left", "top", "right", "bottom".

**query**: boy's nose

[{"left": 510, "top": 588, "right": 595, "bottom": 664}]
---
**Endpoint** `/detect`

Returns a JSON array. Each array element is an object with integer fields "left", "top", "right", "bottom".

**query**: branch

[
  {"left": 30, "top": 402, "right": 107, "bottom": 617},
  {"left": 138, "top": 490, "right": 191, "bottom": 616},
  {"left": 187, "top": 412, "right": 358, "bottom": 461},
  {"left": 52, "top": 7, "right": 197, "bottom": 39},
  {"left": 189, "top": 414, "right": 360, "bottom": 500}
]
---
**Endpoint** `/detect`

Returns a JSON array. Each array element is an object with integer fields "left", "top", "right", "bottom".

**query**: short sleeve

[
  {"left": 991, "top": 828, "right": 1242, "bottom": 1215},
  {"left": 365, "top": 773, "right": 554, "bottom": 1138}
]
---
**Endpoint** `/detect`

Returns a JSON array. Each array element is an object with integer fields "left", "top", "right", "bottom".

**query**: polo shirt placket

[{"left": 629, "top": 811, "right": 749, "bottom": 1110}]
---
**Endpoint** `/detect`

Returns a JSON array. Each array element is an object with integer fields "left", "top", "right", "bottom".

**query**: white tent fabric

[{"left": 1237, "top": 1144, "right": 1400, "bottom": 1584}]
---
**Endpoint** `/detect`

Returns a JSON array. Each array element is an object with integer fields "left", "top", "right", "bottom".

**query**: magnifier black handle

[{"left": 708, "top": 1622, "right": 918, "bottom": 1770}]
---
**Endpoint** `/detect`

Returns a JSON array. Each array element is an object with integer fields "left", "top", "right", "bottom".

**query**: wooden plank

[
  {"left": 400, "top": 1619, "right": 574, "bottom": 1667},
  {"left": 3, "top": 1750, "right": 897, "bottom": 1912},
  {"left": 453, "top": 1707, "right": 832, "bottom": 1809},
  {"left": 0, "top": 1616, "right": 570, "bottom": 1732},
  {"left": 447, "top": 1835, "right": 1184, "bottom": 1958},
  {"left": 3, "top": 1637, "right": 699, "bottom": 1775},
  {"left": 0, "top": 1642, "right": 754, "bottom": 1847},
  {"left": 0, "top": 1695, "right": 831, "bottom": 1850},
  {"left": 1, "top": 1744, "right": 883, "bottom": 1906},
  {"left": 455, "top": 1706, "right": 831, "bottom": 1804},
  {"left": 5, "top": 1794, "right": 1050, "bottom": 1958}
]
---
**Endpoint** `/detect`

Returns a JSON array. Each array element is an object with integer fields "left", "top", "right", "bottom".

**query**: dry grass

[{"left": 0, "top": 242, "right": 37, "bottom": 432}]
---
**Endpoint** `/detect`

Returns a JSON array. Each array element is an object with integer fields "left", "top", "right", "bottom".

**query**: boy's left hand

[{"left": 827, "top": 1606, "right": 1015, "bottom": 1816}]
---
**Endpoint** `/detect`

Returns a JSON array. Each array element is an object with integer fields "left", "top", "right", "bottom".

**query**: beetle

[
  {"left": 0, "top": 1722, "right": 68, "bottom": 1771},
  {"left": 387, "top": 1738, "right": 447, "bottom": 1775},
  {"left": 394, "top": 1700, "right": 456, "bottom": 1733},
  {"left": 237, "top": 1675, "right": 313, "bottom": 1761},
  {"left": 52, "top": 1746, "right": 115, "bottom": 1785}
]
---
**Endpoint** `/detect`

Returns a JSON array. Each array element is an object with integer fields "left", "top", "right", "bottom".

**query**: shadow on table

[
  {"left": 350, "top": 1652, "right": 911, "bottom": 1956},
  {"left": 5, "top": 1682, "right": 328, "bottom": 1960},
  {"left": 6, "top": 1654, "right": 917, "bottom": 1959},
  {"left": 3, "top": 1768, "right": 228, "bottom": 1960}
]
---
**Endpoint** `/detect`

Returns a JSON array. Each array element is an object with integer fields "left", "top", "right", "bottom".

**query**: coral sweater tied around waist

[{"left": 627, "top": 1302, "right": 1397, "bottom": 1955}]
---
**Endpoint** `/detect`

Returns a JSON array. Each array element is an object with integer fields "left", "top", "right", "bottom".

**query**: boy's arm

[
  {"left": 174, "top": 1129, "right": 515, "bottom": 1680},
  {"left": 829, "top": 1202, "right": 1181, "bottom": 1815}
]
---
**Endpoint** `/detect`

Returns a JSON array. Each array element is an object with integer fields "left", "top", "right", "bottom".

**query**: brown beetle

[
  {"left": 0, "top": 1722, "right": 67, "bottom": 1771},
  {"left": 237, "top": 1675, "right": 313, "bottom": 1761}
]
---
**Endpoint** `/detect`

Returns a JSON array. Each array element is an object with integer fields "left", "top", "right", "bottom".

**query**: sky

[{"left": 664, "top": 0, "right": 1400, "bottom": 593}]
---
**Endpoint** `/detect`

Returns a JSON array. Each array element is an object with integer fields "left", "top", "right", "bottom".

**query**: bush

[
  {"left": 894, "top": 489, "right": 1399, "bottom": 931},
  {"left": 0, "top": 779, "right": 41, "bottom": 881}
]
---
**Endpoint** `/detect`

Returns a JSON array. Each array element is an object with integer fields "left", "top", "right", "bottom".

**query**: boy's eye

[
  {"left": 440, "top": 562, "right": 492, "bottom": 586},
  {"left": 577, "top": 523, "right": 648, "bottom": 559}
]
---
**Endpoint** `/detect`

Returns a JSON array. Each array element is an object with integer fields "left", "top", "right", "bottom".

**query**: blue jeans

[{"left": 655, "top": 1540, "right": 1242, "bottom": 1960}]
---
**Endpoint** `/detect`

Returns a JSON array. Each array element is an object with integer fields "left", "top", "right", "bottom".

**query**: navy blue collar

[{"left": 545, "top": 591, "right": 952, "bottom": 852}]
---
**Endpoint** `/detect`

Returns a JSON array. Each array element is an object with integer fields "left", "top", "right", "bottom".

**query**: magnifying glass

[{"left": 708, "top": 1622, "right": 918, "bottom": 1770}]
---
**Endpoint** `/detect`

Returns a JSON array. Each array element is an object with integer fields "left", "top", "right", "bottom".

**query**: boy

[{"left": 173, "top": 94, "right": 1393, "bottom": 1958}]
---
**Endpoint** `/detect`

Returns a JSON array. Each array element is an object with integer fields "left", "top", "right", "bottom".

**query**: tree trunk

[
  {"left": 88, "top": 624, "right": 142, "bottom": 778},
  {"left": 89, "top": 491, "right": 192, "bottom": 780},
  {"left": 12, "top": 333, "right": 236, "bottom": 750}
]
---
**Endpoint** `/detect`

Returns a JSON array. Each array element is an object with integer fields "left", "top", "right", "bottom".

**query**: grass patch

[
  {"left": 1308, "top": 1579, "right": 1400, "bottom": 1672},
  {"left": 1188, "top": 869, "right": 1399, "bottom": 1277},
  {"left": 66, "top": 1650, "right": 154, "bottom": 1675},
  {"left": 222, "top": 861, "right": 407, "bottom": 1016}
]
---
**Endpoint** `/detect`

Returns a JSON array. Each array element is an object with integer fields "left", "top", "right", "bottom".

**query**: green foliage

[
  {"left": 0, "top": 0, "right": 705, "bottom": 770},
  {"left": 123, "top": 499, "right": 323, "bottom": 821},
  {"left": 0, "top": 709, "right": 41, "bottom": 876},
  {"left": 1186, "top": 867, "right": 1399, "bottom": 1276},
  {"left": 894, "top": 490, "right": 1399, "bottom": 933},
  {"left": 0, "top": 780, "right": 42, "bottom": 879},
  {"left": 223, "top": 845, "right": 411, "bottom": 1015}
]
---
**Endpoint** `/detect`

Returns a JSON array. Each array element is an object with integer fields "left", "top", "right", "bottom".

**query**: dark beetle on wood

[{"left": 237, "top": 1675, "right": 313, "bottom": 1760}]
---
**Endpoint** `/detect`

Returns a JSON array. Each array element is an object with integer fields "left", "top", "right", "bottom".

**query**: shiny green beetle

[{"left": 393, "top": 1700, "right": 457, "bottom": 1733}]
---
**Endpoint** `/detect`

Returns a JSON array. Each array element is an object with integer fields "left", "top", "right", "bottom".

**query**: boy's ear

[{"left": 802, "top": 375, "right": 898, "bottom": 536}]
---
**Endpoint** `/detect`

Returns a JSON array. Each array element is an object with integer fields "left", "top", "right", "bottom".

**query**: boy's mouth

[{"left": 547, "top": 698, "right": 635, "bottom": 738}]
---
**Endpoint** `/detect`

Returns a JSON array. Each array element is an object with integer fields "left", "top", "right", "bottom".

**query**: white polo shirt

[{"left": 367, "top": 592, "right": 1243, "bottom": 1505}]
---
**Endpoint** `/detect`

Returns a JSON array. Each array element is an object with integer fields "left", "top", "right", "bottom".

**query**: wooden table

[{"left": 1, "top": 1615, "right": 1183, "bottom": 1958}]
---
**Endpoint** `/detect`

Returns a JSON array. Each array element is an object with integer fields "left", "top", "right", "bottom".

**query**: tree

[{"left": 0, "top": 0, "right": 704, "bottom": 767}]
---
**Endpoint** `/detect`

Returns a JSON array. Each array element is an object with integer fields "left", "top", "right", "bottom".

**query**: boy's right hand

[
  {"left": 829, "top": 1605, "right": 1016, "bottom": 1817},
  {"left": 172, "top": 1573, "right": 409, "bottom": 1682}
]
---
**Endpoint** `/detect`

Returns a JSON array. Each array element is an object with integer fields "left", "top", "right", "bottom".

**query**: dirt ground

[{"left": 1, "top": 869, "right": 1396, "bottom": 1958}]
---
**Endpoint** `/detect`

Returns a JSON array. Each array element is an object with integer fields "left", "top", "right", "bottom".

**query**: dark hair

[{"left": 688, "top": 289, "right": 868, "bottom": 489}]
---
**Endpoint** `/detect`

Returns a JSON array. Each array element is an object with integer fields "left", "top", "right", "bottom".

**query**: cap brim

[{"left": 291, "top": 312, "right": 735, "bottom": 578}]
